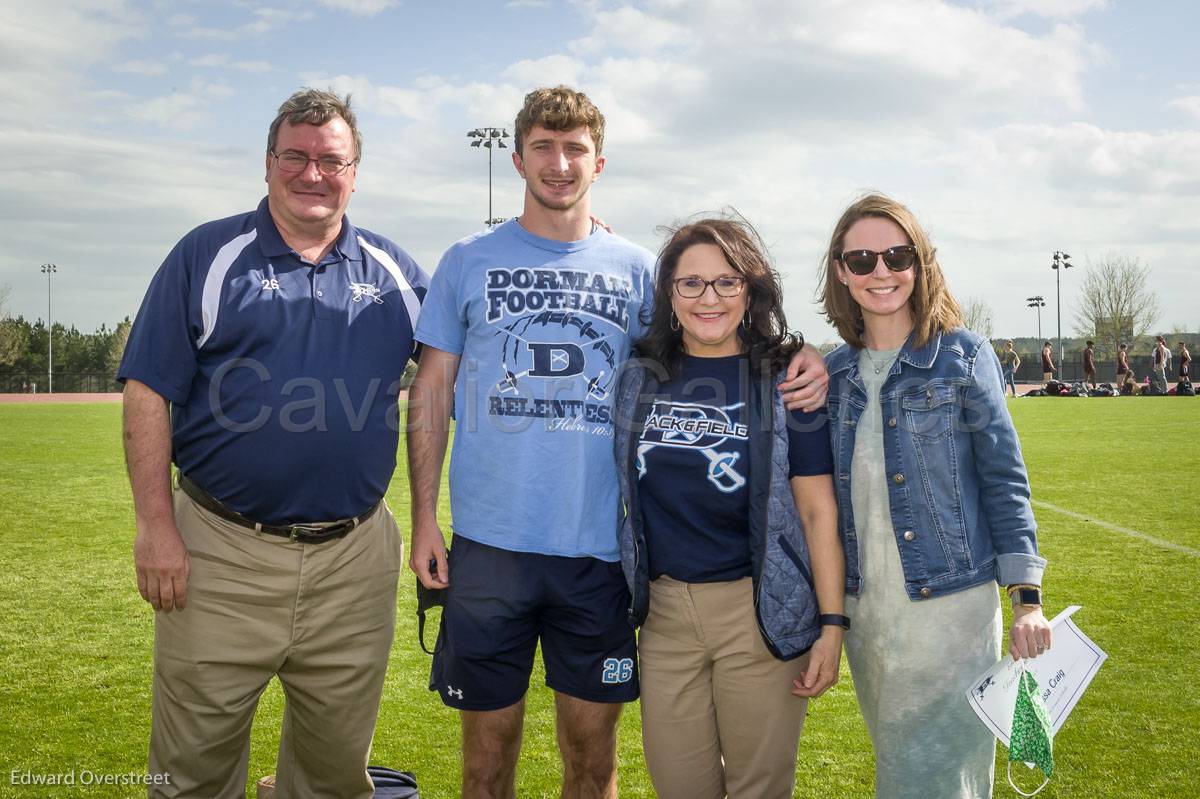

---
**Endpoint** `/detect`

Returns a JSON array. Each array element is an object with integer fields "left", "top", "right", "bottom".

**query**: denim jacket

[
  {"left": 613, "top": 357, "right": 825, "bottom": 661},
  {"left": 825, "top": 328, "right": 1045, "bottom": 600}
]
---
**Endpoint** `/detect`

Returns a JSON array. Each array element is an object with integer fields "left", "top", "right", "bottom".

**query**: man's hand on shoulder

[
  {"left": 779, "top": 342, "right": 830, "bottom": 412},
  {"left": 410, "top": 520, "right": 449, "bottom": 590},
  {"left": 134, "top": 520, "right": 190, "bottom": 612}
]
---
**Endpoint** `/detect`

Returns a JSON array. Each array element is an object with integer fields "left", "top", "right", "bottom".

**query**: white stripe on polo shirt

[
  {"left": 357, "top": 235, "right": 422, "bottom": 332},
  {"left": 196, "top": 229, "right": 258, "bottom": 349}
]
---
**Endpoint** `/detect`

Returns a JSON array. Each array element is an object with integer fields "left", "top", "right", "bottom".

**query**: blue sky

[{"left": 1, "top": 0, "right": 1197, "bottom": 344}]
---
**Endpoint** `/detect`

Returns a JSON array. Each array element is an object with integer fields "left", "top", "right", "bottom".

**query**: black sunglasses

[{"left": 836, "top": 245, "right": 918, "bottom": 276}]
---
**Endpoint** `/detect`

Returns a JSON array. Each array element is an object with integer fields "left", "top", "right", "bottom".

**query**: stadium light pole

[
  {"left": 467, "top": 127, "right": 511, "bottom": 228},
  {"left": 40, "top": 263, "right": 57, "bottom": 393},
  {"left": 1051, "top": 251, "right": 1072, "bottom": 367},
  {"left": 1026, "top": 295, "right": 1045, "bottom": 340}
]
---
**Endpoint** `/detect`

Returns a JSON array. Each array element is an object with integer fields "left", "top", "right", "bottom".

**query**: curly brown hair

[
  {"left": 513, "top": 85, "right": 606, "bottom": 157},
  {"left": 636, "top": 212, "right": 800, "bottom": 379}
]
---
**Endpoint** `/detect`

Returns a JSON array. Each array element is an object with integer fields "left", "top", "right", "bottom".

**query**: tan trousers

[
  {"left": 638, "top": 576, "right": 809, "bottom": 799},
  {"left": 148, "top": 488, "right": 403, "bottom": 798}
]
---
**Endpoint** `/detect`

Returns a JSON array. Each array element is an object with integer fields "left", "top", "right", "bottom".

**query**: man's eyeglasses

[
  {"left": 836, "top": 245, "right": 918, "bottom": 276},
  {"left": 270, "top": 151, "right": 357, "bottom": 177},
  {"left": 673, "top": 276, "right": 746, "bottom": 298}
]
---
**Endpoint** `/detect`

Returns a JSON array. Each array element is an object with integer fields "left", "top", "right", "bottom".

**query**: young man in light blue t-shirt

[{"left": 407, "top": 85, "right": 829, "bottom": 798}]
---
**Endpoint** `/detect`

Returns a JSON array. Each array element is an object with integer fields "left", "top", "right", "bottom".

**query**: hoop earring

[
  {"left": 743, "top": 310, "right": 752, "bottom": 330},
  {"left": 670, "top": 312, "right": 680, "bottom": 332}
]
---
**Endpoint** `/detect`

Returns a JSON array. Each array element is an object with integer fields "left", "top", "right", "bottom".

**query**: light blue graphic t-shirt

[{"left": 415, "top": 219, "right": 656, "bottom": 560}]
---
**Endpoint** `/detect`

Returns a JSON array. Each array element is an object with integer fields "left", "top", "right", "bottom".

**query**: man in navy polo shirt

[{"left": 119, "top": 89, "right": 427, "bottom": 798}]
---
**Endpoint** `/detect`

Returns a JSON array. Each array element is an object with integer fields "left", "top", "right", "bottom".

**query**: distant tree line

[{"left": 0, "top": 314, "right": 132, "bottom": 389}]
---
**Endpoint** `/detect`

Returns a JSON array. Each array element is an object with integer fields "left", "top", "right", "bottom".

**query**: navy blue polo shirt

[
  {"left": 119, "top": 197, "right": 428, "bottom": 524},
  {"left": 637, "top": 354, "right": 832, "bottom": 583}
]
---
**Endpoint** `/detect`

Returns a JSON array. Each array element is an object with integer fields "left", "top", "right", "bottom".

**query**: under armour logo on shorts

[{"left": 445, "top": 685, "right": 464, "bottom": 699}]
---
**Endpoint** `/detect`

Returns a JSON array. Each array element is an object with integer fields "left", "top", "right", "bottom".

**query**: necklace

[{"left": 863, "top": 348, "right": 895, "bottom": 375}]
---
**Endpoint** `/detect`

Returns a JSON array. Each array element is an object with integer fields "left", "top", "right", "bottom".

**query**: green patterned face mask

[{"left": 1008, "top": 667, "right": 1054, "bottom": 797}]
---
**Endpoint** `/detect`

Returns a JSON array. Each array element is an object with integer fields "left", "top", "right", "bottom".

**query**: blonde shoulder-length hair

[{"left": 817, "top": 193, "right": 962, "bottom": 349}]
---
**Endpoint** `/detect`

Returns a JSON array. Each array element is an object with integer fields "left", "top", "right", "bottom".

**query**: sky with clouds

[{"left": 1, "top": 0, "right": 1197, "bottom": 345}]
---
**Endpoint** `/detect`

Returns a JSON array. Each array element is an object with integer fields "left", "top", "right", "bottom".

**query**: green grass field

[{"left": 0, "top": 399, "right": 1196, "bottom": 798}]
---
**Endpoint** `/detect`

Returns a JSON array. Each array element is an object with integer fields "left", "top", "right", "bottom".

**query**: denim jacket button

[
  {"left": 919, "top": 587, "right": 932, "bottom": 598},
  {"left": 892, "top": 473, "right": 905, "bottom": 484},
  {"left": 887, "top": 417, "right": 897, "bottom": 427},
  {"left": 903, "top": 530, "right": 916, "bottom": 541}
]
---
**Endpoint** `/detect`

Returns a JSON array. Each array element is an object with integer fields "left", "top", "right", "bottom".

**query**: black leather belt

[{"left": 178, "top": 474, "right": 378, "bottom": 544}]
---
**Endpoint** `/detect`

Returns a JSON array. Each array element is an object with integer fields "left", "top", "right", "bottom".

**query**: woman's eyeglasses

[
  {"left": 672, "top": 276, "right": 746, "bottom": 298},
  {"left": 836, "top": 245, "right": 918, "bottom": 276}
]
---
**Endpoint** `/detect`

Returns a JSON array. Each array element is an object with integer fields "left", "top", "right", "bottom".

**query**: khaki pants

[
  {"left": 638, "top": 576, "right": 809, "bottom": 799},
  {"left": 148, "top": 488, "right": 403, "bottom": 798}
]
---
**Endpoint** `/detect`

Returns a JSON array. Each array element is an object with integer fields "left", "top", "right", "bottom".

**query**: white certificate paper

[{"left": 965, "top": 605, "right": 1107, "bottom": 746}]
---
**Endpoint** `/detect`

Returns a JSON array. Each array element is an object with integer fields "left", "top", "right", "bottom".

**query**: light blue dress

[{"left": 844, "top": 347, "right": 1003, "bottom": 799}]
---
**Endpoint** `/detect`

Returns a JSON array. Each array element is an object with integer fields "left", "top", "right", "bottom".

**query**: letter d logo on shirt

[{"left": 527, "top": 342, "right": 585, "bottom": 377}]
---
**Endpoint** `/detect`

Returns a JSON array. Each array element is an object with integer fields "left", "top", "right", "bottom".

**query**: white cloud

[
  {"left": 987, "top": 0, "right": 1107, "bottom": 20},
  {"left": 201, "top": 82, "right": 235, "bottom": 100},
  {"left": 298, "top": 73, "right": 520, "bottom": 127},
  {"left": 1167, "top": 96, "right": 1200, "bottom": 125},
  {"left": 233, "top": 60, "right": 275, "bottom": 73},
  {"left": 123, "top": 79, "right": 234, "bottom": 131},
  {"left": 125, "top": 92, "right": 209, "bottom": 130},
  {"left": 572, "top": 6, "right": 690, "bottom": 54},
  {"left": 186, "top": 53, "right": 277, "bottom": 72},
  {"left": 297, "top": 73, "right": 383, "bottom": 105},
  {"left": 587, "top": 57, "right": 707, "bottom": 144},
  {"left": 502, "top": 55, "right": 587, "bottom": 90},
  {"left": 112, "top": 59, "right": 168, "bottom": 76},
  {"left": 188, "top": 53, "right": 230, "bottom": 68},
  {"left": 0, "top": 1, "right": 143, "bottom": 122},
  {"left": 178, "top": 6, "right": 314, "bottom": 40},
  {"left": 312, "top": 0, "right": 399, "bottom": 15},
  {"left": 986, "top": 123, "right": 1200, "bottom": 194},
  {"left": 562, "top": 0, "right": 1103, "bottom": 143},
  {"left": 0, "top": 125, "right": 262, "bottom": 328}
]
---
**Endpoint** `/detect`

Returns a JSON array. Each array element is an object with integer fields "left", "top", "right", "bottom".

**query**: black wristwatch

[
  {"left": 818, "top": 613, "right": 851, "bottom": 630},
  {"left": 1010, "top": 586, "right": 1043, "bottom": 608}
]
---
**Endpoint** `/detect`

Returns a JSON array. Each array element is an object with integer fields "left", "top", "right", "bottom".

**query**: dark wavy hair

[{"left": 636, "top": 212, "right": 800, "bottom": 379}]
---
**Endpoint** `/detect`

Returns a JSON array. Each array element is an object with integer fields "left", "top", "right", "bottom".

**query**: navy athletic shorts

[{"left": 429, "top": 534, "right": 639, "bottom": 711}]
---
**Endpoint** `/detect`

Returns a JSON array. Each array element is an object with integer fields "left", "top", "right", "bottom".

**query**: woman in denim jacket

[
  {"left": 614, "top": 216, "right": 845, "bottom": 798},
  {"left": 818, "top": 194, "right": 1052, "bottom": 798}
]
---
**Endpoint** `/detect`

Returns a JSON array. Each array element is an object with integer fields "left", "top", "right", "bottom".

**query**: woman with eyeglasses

[
  {"left": 613, "top": 215, "right": 844, "bottom": 799},
  {"left": 819, "top": 194, "right": 1051, "bottom": 798}
]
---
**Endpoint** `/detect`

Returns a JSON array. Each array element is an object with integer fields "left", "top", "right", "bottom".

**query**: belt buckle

[{"left": 288, "top": 523, "right": 324, "bottom": 542}]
